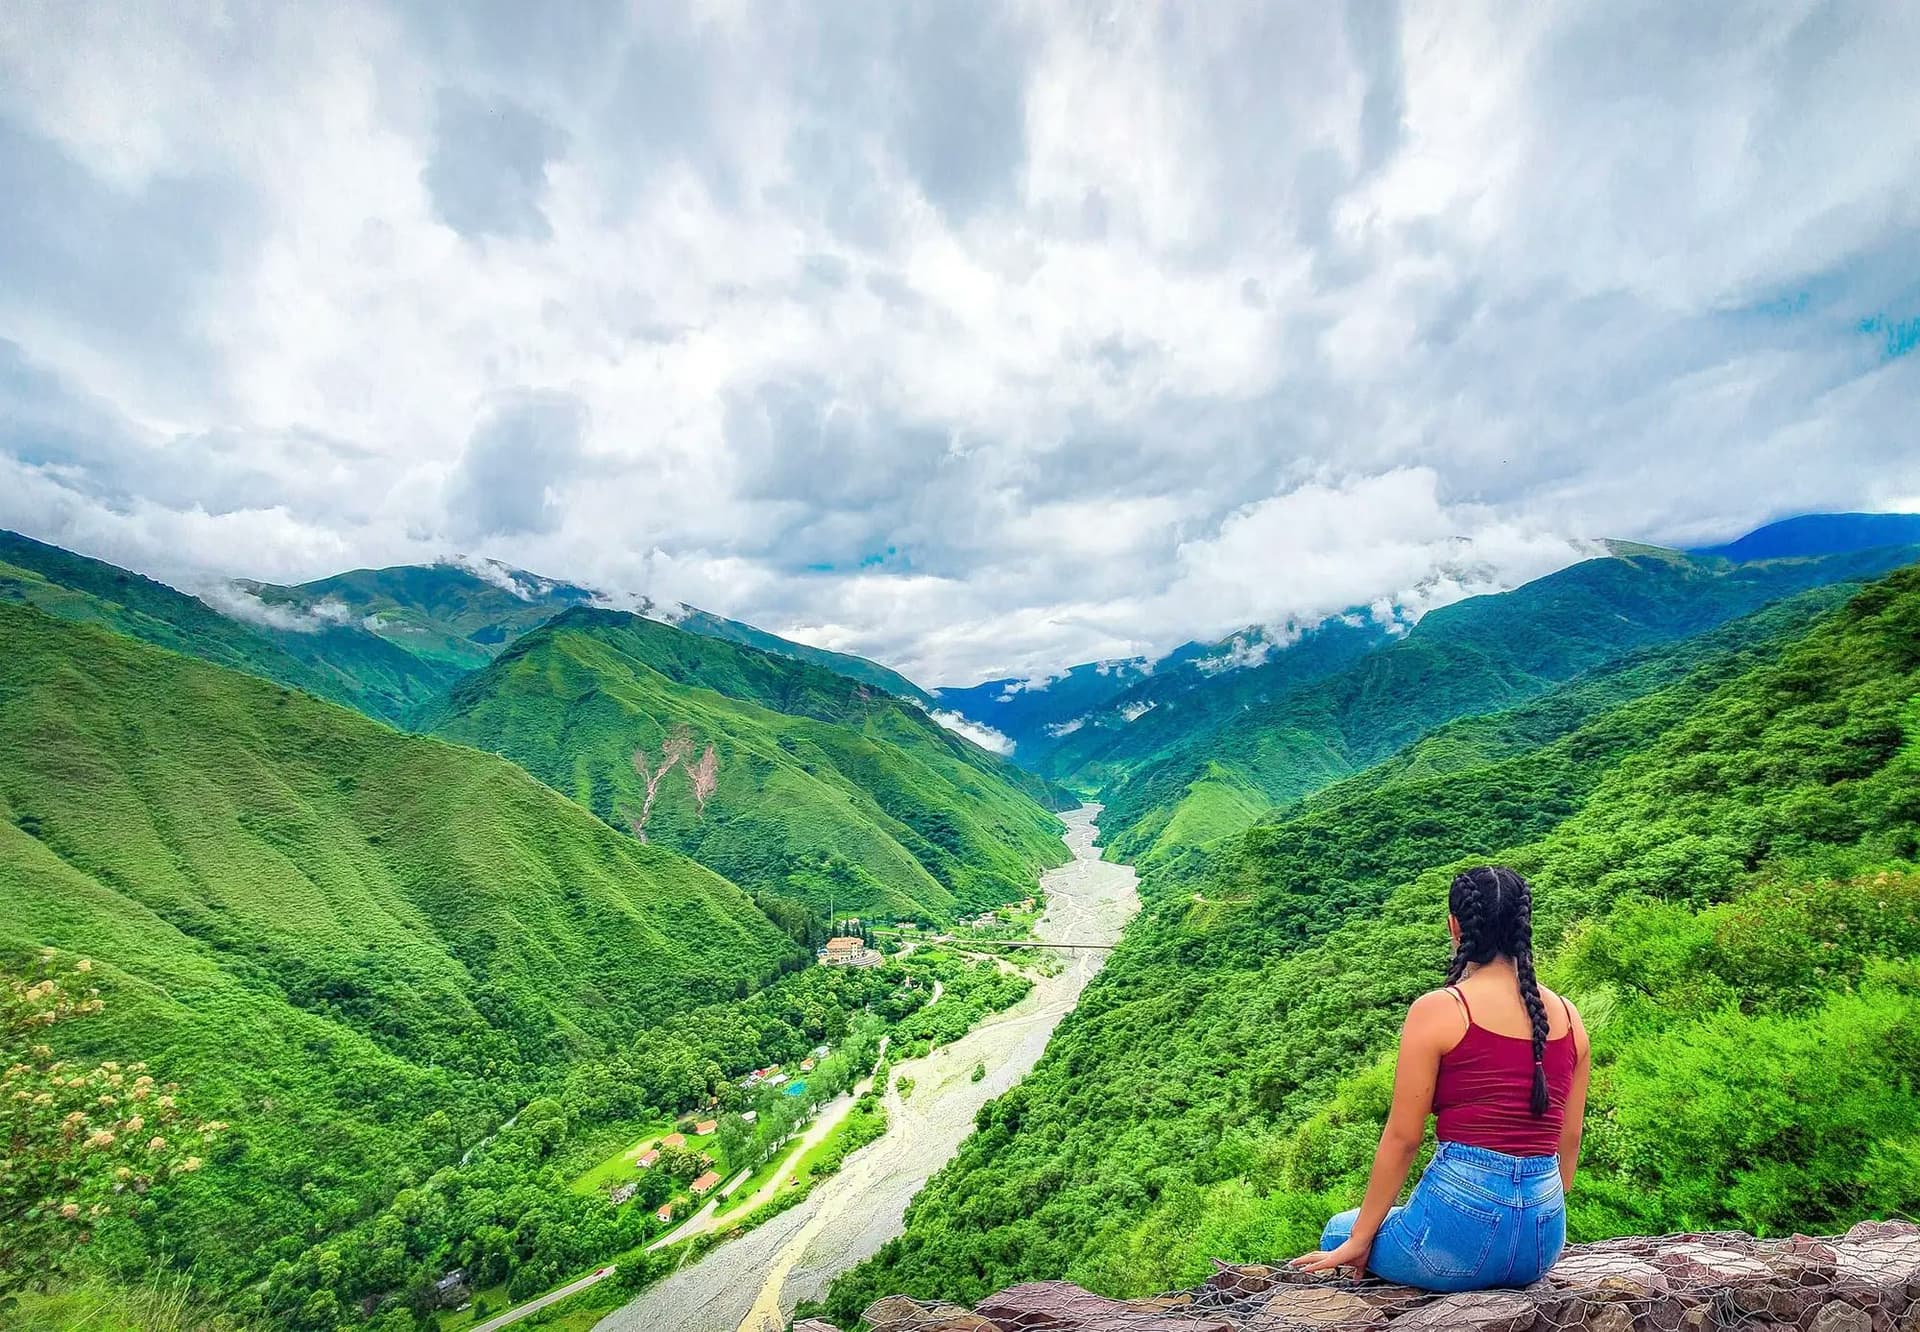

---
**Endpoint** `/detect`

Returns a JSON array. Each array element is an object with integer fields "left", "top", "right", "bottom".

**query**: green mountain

[
  {"left": 426, "top": 607, "right": 1069, "bottom": 925},
  {"left": 0, "top": 530, "right": 461, "bottom": 723},
  {"left": 252, "top": 558, "right": 933, "bottom": 701},
  {"left": 1690, "top": 510, "right": 1920, "bottom": 562},
  {"left": 820, "top": 560, "right": 1920, "bottom": 1321},
  {"left": 1095, "top": 543, "right": 1920, "bottom": 869},
  {"left": 0, "top": 600, "right": 796, "bottom": 1280}
]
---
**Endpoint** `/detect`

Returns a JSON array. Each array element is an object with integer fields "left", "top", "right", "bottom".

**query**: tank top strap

[
  {"left": 1559, "top": 993, "right": 1577, "bottom": 1054},
  {"left": 1444, "top": 984, "right": 1474, "bottom": 1026}
]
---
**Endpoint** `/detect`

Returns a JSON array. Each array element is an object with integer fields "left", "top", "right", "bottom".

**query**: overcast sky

[{"left": 3, "top": 2, "right": 1917, "bottom": 685}]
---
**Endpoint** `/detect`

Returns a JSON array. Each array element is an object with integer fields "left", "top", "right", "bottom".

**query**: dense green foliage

[
  {"left": 0, "top": 602, "right": 795, "bottom": 1302},
  {"left": 427, "top": 608, "right": 1068, "bottom": 922},
  {"left": 1095, "top": 544, "right": 1920, "bottom": 866},
  {"left": 0, "top": 531, "right": 460, "bottom": 724},
  {"left": 821, "top": 563, "right": 1920, "bottom": 1320}
]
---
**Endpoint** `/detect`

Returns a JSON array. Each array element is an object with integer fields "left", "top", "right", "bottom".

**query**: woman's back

[{"left": 1433, "top": 979, "right": 1578, "bottom": 1157}]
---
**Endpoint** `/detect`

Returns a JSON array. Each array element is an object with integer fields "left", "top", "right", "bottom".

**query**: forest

[{"left": 816, "top": 562, "right": 1920, "bottom": 1322}]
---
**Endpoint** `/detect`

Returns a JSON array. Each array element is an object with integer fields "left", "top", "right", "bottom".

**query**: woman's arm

[
  {"left": 1558, "top": 1003, "right": 1590, "bottom": 1193},
  {"left": 1291, "top": 992, "right": 1452, "bottom": 1276}
]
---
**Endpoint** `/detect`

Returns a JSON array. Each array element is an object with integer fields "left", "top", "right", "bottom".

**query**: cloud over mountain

[{"left": 2, "top": 1, "right": 1917, "bottom": 682}]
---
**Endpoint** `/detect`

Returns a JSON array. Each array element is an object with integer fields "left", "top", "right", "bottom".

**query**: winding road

[{"left": 593, "top": 804, "right": 1138, "bottom": 1332}]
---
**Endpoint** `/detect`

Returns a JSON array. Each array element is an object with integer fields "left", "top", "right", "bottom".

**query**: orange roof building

[
  {"left": 694, "top": 1119, "right": 718, "bottom": 1135},
  {"left": 636, "top": 1149, "right": 659, "bottom": 1169},
  {"left": 690, "top": 1170, "right": 722, "bottom": 1196},
  {"left": 660, "top": 1132, "right": 686, "bottom": 1150}
]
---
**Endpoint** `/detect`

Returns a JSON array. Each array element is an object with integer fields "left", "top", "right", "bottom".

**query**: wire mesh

[{"left": 843, "top": 1220, "right": 1920, "bottom": 1332}]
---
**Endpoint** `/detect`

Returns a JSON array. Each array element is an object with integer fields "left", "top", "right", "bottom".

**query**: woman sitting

[{"left": 1291, "top": 866, "right": 1590, "bottom": 1291}]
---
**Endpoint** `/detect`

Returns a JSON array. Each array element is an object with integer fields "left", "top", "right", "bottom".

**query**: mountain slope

[
  {"left": 820, "top": 562, "right": 1920, "bottom": 1319},
  {"left": 1099, "top": 543, "right": 1920, "bottom": 867},
  {"left": 426, "top": 607, "right": 1069, "bottom": 923},
  {"left": 256, "top": 559, "right": 933, "bottom": 700},
  {"left": 1691, "top": 510, "right": 1920, "bottom": 562},
  {"left": 0, "top": 600, "right": 794, "bottom": 1277},
  {"left": 0, "top": 529, "right": 461, "bottom": 723}
]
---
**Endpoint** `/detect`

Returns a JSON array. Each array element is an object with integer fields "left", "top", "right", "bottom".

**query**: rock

[
  {"left": 972, "top": 1281, "right": 1229, "bottom": 1332},
  {"left": 1388, "top": 1291, "right": 1535, "bottom": 1332},
  {"left": 1809, "top": 1304, "right": 1875, "bottom": 1332},
  {"left": 1545, "top": 1251, "right": 1673, "bottom": 1301},
  {"left": 864, "top": 1295, "right": 999, "bottom": 1332},
  {"left": 1240, "top": 1285, "right": 1382, "bottom": 1330},
  {"left": 1848, "top": 1222, "right": 1920, "bottom": 1242},
  {"left": 792, "top": 1322, "right": 844, "bottom": 1332},
  {"left": 1207, "top": 1263, "right": 1280, "bottom": 1298},
  {"left": 1653, "top": 1244, "right": 1775, "bottom": 1288},
  {"left": 1584, "top": 1308, "right": 1634, "bottom": 1332}
]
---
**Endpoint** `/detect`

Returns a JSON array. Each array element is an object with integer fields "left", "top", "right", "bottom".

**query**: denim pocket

[
  {"left": 1408, "top": 1181, "right": 1500, "bottom": 1279},
  {"left": 1533, "top": 1206, "right": 1567, "bottom": 1279}
]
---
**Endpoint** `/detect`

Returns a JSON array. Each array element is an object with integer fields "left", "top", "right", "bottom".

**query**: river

[{"left": 594, "top": 803, "right": 1138, "bottom": 1332}]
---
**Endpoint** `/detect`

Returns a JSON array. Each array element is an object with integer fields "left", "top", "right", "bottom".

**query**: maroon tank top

[{"left": 1432, "top": 987, "right": 1578, "bottom": 1157}]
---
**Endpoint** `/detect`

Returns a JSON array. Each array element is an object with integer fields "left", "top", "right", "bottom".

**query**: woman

[{"left": 1291, "top": 866, "right": 1590, "bottom": 1291}]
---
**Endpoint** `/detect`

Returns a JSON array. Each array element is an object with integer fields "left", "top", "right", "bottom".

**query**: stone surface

[
  {"left": 973, "top": 1280, "right": 1230, "bottom": 1332},
  {"left": 1809, "top": 1304, "right": 1874, "bottom": 1332},
  {"left": 792, "top": 1322, "right": 844, "bottom": 1332},
  {"left": 864, "top": 1294, "right": 999, "bottom": 1332},
  {"left": 1242, "top": 1286, "right": 1384, "bottom": 1330},
  {"left": 899, "top": 1227, "right": 1920, "bottom": 1332},
  {"left": 1388, "top": 1291, "right": 1535, "bottom": 1332}
]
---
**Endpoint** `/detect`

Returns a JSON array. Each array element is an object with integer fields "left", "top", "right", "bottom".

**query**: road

[
  {"left": 593, "top": 804, "right": 1138, "bottom": 1332},
  {"left": 470, "top": 1265, "right": 615, "bottom": 1332}
]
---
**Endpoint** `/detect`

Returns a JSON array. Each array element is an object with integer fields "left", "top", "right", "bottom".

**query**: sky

[{"left": 2, "top": 2, "right": 1918, "bottom": 686}]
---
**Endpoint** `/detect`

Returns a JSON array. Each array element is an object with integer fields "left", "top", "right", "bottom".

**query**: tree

[{"left": 1, "top": 952, "right": 224, "bottom": 1301}]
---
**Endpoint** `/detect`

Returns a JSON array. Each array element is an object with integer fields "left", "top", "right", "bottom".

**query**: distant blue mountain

[{"left": 1691, "top": 512, "right": 1920, "bottom": 563}]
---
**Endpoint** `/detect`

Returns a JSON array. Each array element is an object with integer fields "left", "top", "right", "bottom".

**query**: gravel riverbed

[{"left": 593, "top": 804, "right": 1139, "bottom": 1332}]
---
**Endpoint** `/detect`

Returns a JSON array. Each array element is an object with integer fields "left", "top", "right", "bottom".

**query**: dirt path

[{"left": 592, "top": 805, "right": 1137, "bottom": 1332}]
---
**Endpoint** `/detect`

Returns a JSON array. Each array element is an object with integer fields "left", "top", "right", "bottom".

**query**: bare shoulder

[
  {"left": 1406, "top": 988, "right": 1465, "bottom": 1028},
  {"left": 1541, "top": 986, "right": 1588, "bottom": 1035}
]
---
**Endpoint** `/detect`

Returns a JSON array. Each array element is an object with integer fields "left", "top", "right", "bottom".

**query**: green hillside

[
  {"left": 426, "top": 607, "right": 1068, "bottom": 925},
  {"left": 1097, "top": 544, "right": 1920, "bottom": 868},
  {"left": 0, "top": 601, "right": 795, "bottom": 1282},
  {"left": 256, "top": 559, "right": 932, "bottom": 701},
  {"left": 819, "top": 561, "right": 1920, "bottom": 1322},
  {"left": 0, "top": 530, "right": 460, "bottom": 723}
]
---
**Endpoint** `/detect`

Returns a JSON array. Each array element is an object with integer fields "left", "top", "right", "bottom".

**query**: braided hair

[{"left": 1447, "top": 866, "right": 1551, "bottom": 1116}]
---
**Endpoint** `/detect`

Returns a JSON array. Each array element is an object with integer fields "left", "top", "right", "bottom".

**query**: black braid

[
  {"left": 1507, "top": 881, "right": 1552, "bottom": 1116},
  {"left": 1446, "top": 866, "right": 1552, "bottom": 1116}
]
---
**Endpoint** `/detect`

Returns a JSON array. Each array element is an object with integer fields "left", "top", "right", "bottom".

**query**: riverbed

[{"left": 594, "top": 804, "right": 1139, "bottom": 1332}]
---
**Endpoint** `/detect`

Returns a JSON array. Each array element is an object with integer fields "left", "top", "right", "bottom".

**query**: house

[
  {"left": 812, "top": 1044, "right": 830, "bottom": 1059},
  {"left": 694, "top": 1119, "right": 717, "bottom": 1136},
  {"left": 636, "top": 1149, "right": 659, "bottom": 1169},
  {"left": 660, "top": 1132, "right": 686, "bottom": 1150},
  {"left": 799, "top": 1058, "right": 815, "bottom": 1072},
  {"left": 820, "top": 935, "right": 864, "bottom": 963},
  {"left": 609, "top": 1182, "right": 638, "bottom": 1205},
  {"left": 741, "top": 1110, "right": 758, "bottom": 1124},
  {"left": 690, "top": 1169, "right": 722, "bottom": 1196},
  {"left": 767, "top": 1072, "right": 788, "bottom": 1086},
  {"left": 821, "top": 935, "right": 883, "bottom": 968},
  {"left": 656, "top": 1203, "right": 674, "bottom": 1223},
  {"left": 432, "top": 1270, "right": 470, "bottom": 1308}
]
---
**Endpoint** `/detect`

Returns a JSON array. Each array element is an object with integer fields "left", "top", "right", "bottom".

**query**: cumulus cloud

[
  {"left": 2, "top": 2, "right": 1917, "bottom": 685},
  {"left": 927, "top": 709, "right": 1017, "bottom": 756}
]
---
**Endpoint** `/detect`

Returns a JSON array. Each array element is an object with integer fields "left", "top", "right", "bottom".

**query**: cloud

[
  {"left": 444, "top": 391, "right": 589, "bottom": 541},
  {"left": 2, "top": 2, "right": 1918, "bottom": 686},
  {"left": 422, "top": 89, "right": 567, "bottom": 241},
  {"left": 201, "top": 583, "right": 356, "bottom": 634},
  {"left": 927, "top": 709, "right": 1016, "bottom": 756}
]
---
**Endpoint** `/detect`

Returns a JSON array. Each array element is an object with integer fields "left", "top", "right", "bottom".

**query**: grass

[{"left": 565, "top": 1118, "right": 674, "bottom": 1197}]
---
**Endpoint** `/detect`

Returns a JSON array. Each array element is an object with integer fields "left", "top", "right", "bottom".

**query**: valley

[
  {"left": 598, "top": 805, "right": 1137, "bottom": 1332},
  {"left": 4, "top": 518, "right": 1919, "bottom": 1332}
]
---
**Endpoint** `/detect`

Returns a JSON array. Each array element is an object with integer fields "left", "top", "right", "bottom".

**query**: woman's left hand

[{"left": 1289, "top": 1234, "right": 1371, "bottom": 1278}]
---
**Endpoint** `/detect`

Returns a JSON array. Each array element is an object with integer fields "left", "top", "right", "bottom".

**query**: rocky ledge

[{"left": 803, "top": 1221, "right": 1920, "bottom": 1332}]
